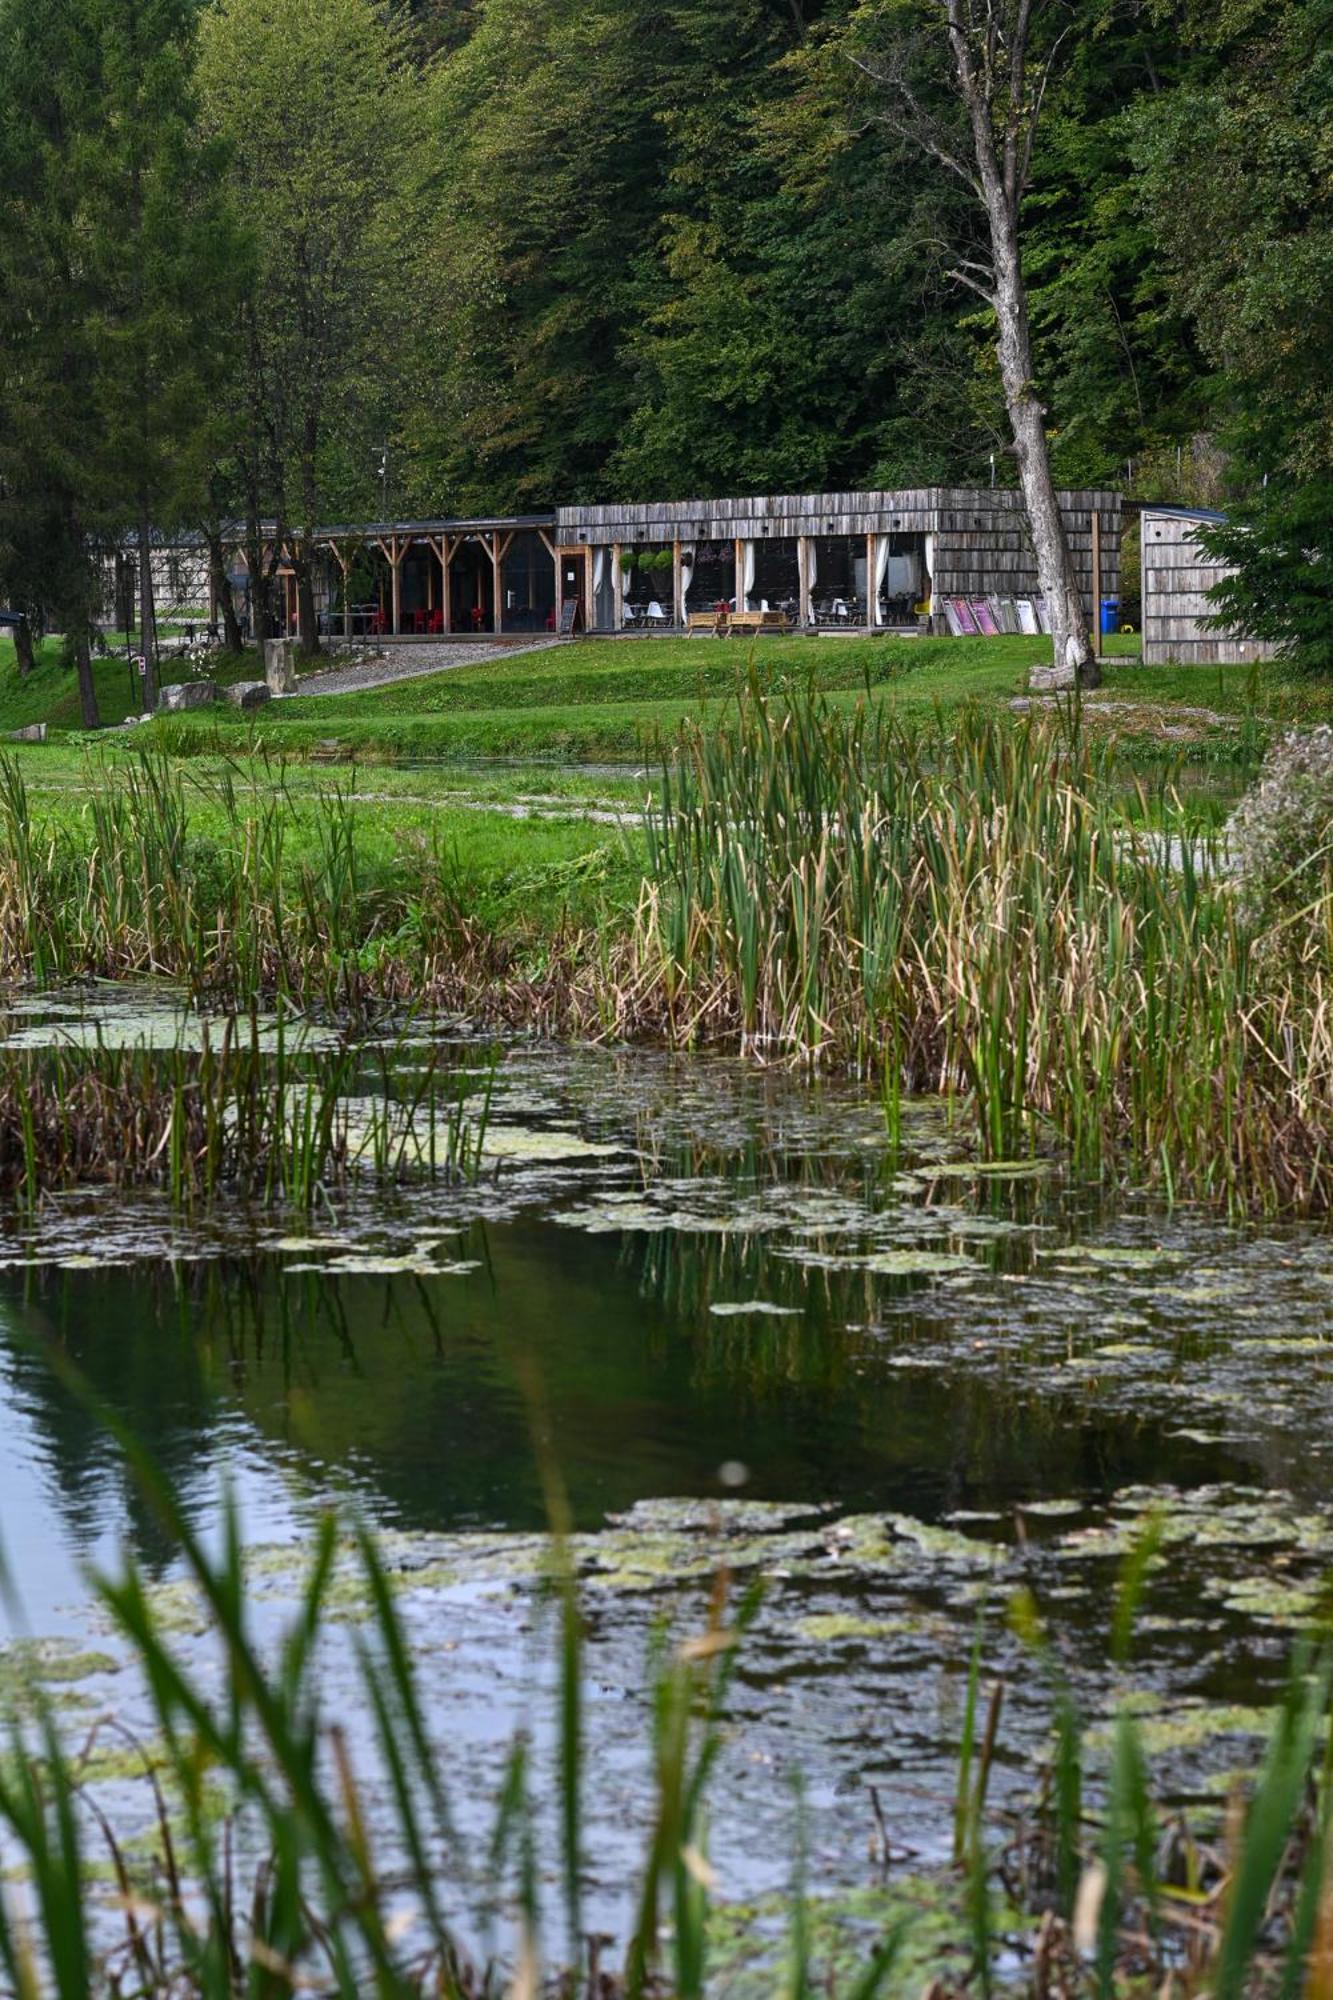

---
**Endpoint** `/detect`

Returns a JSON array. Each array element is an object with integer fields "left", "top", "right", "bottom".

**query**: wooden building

[
  {"left": 554, "top": 486, "right": 1120, "bottom": 635},
  {"left": 120, "top": 485, "right": 1120, "bottom": 643},
  {"left": 1140, "top": 506, "right": 1274, "bottom": 666}
]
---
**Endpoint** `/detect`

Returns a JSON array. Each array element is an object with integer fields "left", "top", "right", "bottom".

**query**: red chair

[
  {"left": 369, "top": 607, "right": 386, "bottom": 636},
  {"left": 427, "top": 608, "right": 443, "bottom": 635}
]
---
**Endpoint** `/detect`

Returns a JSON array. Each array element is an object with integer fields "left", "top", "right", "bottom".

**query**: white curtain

[
  {"left": 923, "top": 533, "right": 936, "bottom": 612},
  {"left": 592, "top": 547, "right": 605, "bottom": 596},
  {"left": 805, "top": 540, "right": 818, "bottom": 590},
  {"left": 874, "top": 535, "right": 890, "bottom": 624},
  {"left": 680, "top": 542, "right": 695, "bottom": 605},
  {"left": 742, "top": 540, "right": 756, "bottom": 608}
]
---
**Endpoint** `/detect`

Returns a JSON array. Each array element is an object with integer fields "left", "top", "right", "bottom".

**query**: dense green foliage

[{"left": 0, "top": 0, "right": 1330, "bottom": 659}]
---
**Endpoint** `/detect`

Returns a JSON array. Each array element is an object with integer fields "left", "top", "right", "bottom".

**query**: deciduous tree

[
  {"left": 851, "top": 0, "right": 1102, "bottom": 682},
  {"left": 196, "top": 0, "right": 426, "bottom": 653}
]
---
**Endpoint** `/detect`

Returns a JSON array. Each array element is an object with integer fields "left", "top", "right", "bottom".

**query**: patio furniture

[
  {"left": 728, "top": 608, "right": 794, "bottom": 636},
  {"left": 688, "top": 608, "right": 725, "bottom": 636}
]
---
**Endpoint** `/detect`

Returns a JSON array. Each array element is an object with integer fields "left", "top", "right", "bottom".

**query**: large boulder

[
  {"left": 157, "top": 679, "right": 219, "bottom": 711},
  {"left": 225, "top": 679, "right": 273, "bottom": 710},
  {"left": 264, "top": 637, "right": 298, "bottom": 694}
]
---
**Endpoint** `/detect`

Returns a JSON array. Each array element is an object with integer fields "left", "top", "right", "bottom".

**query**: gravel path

[{"left": 292, "top": 636, "right": 564, "bottom": 698}]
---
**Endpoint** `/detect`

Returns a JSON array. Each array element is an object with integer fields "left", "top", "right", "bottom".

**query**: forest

[{"left": 0, "top": 0, "right": 1329, "bottom": 667}]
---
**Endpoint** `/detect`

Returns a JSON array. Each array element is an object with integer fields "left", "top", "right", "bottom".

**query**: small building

[{"left": 1140, "top": 506, "right": 1274, "bottom": 666}]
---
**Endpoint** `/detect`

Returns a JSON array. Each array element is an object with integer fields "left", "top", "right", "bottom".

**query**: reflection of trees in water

[
  {"left": 0, "top": 1263, "right": 269, "bottom": 1577},
  {"left": 0, "top": 1173, "right": 1255, "bottom": 1581}
]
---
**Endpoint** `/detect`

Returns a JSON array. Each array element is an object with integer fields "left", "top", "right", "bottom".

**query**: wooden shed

[{"left": 1140, "top": 506, "right": 1275, "bottom": 666}]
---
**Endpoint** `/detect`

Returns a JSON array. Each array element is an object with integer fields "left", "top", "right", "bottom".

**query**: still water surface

[{"left": 1, "top": 1014, "right": 1331, "bottom": 1913}]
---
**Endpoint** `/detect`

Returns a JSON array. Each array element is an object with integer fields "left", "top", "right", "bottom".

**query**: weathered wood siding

[
  {"left": 556, "top": 487, "right": 1120, "bottom": 612},
  {"left": 1141, "top": 510, "right": 1275, "bottom": 665}
]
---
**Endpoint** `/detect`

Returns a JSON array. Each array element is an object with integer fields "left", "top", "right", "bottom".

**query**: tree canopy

[{"left": 0, "top": 0, "right": 1329, "bottom": 665}]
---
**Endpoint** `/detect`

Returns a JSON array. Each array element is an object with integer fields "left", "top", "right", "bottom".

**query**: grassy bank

[
  {"left": 0, "top": 688, "right": 1328, "bottom": 1212},
  {"left": 0, "top": 628, "right": 1299, "bottom": 770}
]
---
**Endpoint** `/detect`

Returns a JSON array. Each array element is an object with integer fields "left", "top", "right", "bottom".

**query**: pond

[{"left": 1, "top": 994, "right": 1331, "bottom": 1944}]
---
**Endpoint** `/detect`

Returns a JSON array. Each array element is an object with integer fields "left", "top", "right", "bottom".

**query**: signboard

[{"left": 558, "top": 597, "right": 580, "bottom": 635}]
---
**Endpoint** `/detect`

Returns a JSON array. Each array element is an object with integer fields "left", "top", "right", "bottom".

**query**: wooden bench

[
  {"left": 687, "top": 609, "right": 727, "bottom": 636},
  {"left": 727, "top": 609, "right": 794, "bottom": 636}
]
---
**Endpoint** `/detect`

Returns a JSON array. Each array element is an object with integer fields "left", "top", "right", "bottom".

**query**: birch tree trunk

[
  {"left": 862, "top": 0, "right": 1099, "bottom": 686},
  {"left": 981, "top": 160, "right": 1097, "bottom": 685}
]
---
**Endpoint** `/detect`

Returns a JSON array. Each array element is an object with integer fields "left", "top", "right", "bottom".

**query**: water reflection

[{"left": 0, "top": 1198, "right": 1257, "bottom": 1626}]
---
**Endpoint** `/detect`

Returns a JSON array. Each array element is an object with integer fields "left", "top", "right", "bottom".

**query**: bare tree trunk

[
  {"left": 870, "top": 0, "right": 1100, "bottom": 687},
  {"left": 137, "top": 511, "right": 159, "bottom": 708},
  {"left": 298, "top": 419, "right": 322, "bottom": 657},
  {"left": 73, "top": 626, "right": 100, "bottom": 728},
  {"left": 295, "top": 542, "right": 318, "bottom": 657},
  {"left": 985, "top": 191, "right": 1097, "bottom": 685},
  {"left": 13, "top": 619, "right": 35, "bottom": 679},
  {"left": 207, "top": 530, "right": 245, "bottom": 653}
]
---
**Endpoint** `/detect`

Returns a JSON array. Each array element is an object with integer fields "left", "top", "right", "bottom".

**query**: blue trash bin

[{"left": 1100, "top": 596, "right": 1120, "bottom": 636}]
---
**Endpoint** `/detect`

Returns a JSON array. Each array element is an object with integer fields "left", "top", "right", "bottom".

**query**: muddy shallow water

[{"left": 1, "top": 996, "right": 1331, "bottom": 1939}]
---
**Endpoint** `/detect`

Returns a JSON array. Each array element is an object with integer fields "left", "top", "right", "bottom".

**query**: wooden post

[
  {"left": 672, "top": 539, "right": 683, "bottom": 629},
  {"left": 612, "top": 540, "right": 624, "bottom": 630},
  {"left": 328, "top": 543, "right": 352, "bottom": 641},
  {"left": 866, "top": 533, "right": 876, "bottom": 628},
  {"left": 734, "top": 537, "right": 745, "bottom": 612},
  {"left": 496, "top": 532, "right": 515, "bottom": 635},
  {"left": 1090, "top": 507, "right": 1103, "bottom": 659},
  {"left": 490, "top": 532, "right": 502, "bottom": 634},
  {"left": 538, "top": 529, "right": 557, "bottom": 634},
  {"left": 798, "top": 536, "right": 812, "bottom": 629},
  {"left": 391, "top": 536, "right": 401, "bottom": 636}
]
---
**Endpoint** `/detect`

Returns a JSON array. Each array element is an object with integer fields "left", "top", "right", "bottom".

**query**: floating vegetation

[{"left": 7, "top": 1433, "right": 1333, "bottom": 1998}]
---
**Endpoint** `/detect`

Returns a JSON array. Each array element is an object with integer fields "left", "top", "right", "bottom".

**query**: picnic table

[{"left": 727, "top": 608, "right": 794, "bottom": 636}]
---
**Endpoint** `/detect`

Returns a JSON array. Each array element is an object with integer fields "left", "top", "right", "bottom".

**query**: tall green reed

[{"left": 638, "top": 688, "right": 1333, "bottom": 1213}]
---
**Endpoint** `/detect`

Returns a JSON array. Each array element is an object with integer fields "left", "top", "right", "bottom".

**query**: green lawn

[
  {"left": 0, "top": 624, "right": 1300, "bottom": 947},
  {"left": 0, "top": 626, "right": 1314, "bottom": 774}
]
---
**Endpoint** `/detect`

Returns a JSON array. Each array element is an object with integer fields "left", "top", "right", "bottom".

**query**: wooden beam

[
  {"left": 1091, "top": 509, "right": 1103, "bottom": 659},
  {"left": 866, "top": 533, "right": 876, "bottom": 627},
  {"left": 612, "top": 540, "right": 623, "bottom": 631},
  {"left": 798, "top": 536, "right": 812, "bottom": 629},
  {"left": 490, "top": 531, "right": 502, "bottom": 634},
  {"left": 734, "top": 537, "right": 745, "bottom": 612},
  {"left": 672, "top": 538, "right": 682, "bottom": 629}
]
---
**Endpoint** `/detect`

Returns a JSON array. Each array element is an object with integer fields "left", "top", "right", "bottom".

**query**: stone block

[
  {"left": 157, "top": 679, "right": 219, "bottom": 711},
  {"left": 8, "top": 722, "right": 47, "bottom": 742},
  {"left": 225, "top": 679, "right": 273, "bottom": 710},
  {"left": 264, "top": 638, "right": 298, "bottom": 694},
  {"left": 1027, "top": 658, "right": 1102, "bottom": 693}
]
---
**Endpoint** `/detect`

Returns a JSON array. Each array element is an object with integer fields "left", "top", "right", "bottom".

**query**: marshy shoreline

[{"left": 0, "top": 689, "right": 1329, "bottom": 1216}]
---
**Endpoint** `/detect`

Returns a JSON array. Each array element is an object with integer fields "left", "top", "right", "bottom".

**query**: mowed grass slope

[{"left": 0, "top": 627, "right": 1314, "bottom": 770}]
